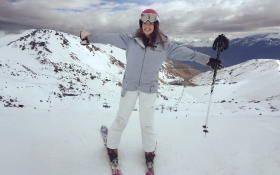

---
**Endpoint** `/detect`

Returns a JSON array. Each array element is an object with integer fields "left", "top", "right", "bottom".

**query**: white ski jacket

[{"left": 89, "top": 33, "right": 210, "bottom": 97}]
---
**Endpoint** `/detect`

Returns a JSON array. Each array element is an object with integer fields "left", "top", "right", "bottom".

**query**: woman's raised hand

[{"left": 80, "top": 31, "right": 91, "bottom": 45}]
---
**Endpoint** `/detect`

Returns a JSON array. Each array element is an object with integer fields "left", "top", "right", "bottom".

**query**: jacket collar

[
  {"left": 129, "top": 33, "right": 168, "bottom": 48},
  {"left": 129, "top": 34, "right": 145, "bottom": 48}
]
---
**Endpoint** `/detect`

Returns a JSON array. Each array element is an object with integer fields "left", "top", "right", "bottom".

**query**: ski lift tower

[
  {"left": 173, "top": 106, "right": 178, "bottom": 112},
  {"left": 166, "top": 106, "right": 172, "bottom": 112},
  {"left": 133, "top": 107, "right": 137, "bottom": 111},
  {"left": 159, "top": 103, "right": 165, "bottom": 113},
  {"left": 103, "top": 99, "right": 109, "bottom": 108},
  {"left": 155, "top": 105, "right": 159, "bottom": 110}
]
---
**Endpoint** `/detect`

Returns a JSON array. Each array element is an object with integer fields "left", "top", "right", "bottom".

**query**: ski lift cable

[{"left": 173, "top": 87, "right": 185, "bottom": 109}]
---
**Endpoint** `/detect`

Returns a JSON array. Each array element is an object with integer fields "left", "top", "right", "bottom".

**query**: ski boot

[
  {"left": 107, "top": 148, "right": 118, "bottom": 167},
  {"left": 145, "top": 151, "right": 156, "bottom": 170}
]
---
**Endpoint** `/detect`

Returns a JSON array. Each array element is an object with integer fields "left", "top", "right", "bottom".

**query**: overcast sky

[{"left": 0, "top": 0, "right": 280, "bottom": 42}]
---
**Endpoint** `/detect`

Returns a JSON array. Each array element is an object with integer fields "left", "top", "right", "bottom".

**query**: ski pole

[{"left": 203, "top": 34, "right": 229, "bottom": 137}]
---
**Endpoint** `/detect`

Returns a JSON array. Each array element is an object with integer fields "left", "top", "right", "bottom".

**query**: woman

[{"left": 81, "top": 9, "right": 214, "bottom": 167}]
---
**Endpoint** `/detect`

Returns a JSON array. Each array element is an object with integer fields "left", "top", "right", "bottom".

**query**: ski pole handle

[{"left": 212, "top": 34, "right": 229, "bottom": 53}]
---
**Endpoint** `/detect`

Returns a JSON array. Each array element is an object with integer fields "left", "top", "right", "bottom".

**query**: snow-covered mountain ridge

[
  {"left": 182, "top": 33, "right": 280, "bottom": 48},
  {"left": 231, "top": 33, "right": 280, "bottom": 47},
  {"left": 183, "top": 38, "right": 213, "bottom": 47},
  {"left": 0, "top": 29, "right": 188, "bottom": 110},
  {"left": 1, "top": 29, "right": 279, "bottom": 111},
  {"left": 181, "top": 33, "right": 280, "bottom": 70},
  {"left": 190, "top": 59, "right": 280, "bottom": 111}
]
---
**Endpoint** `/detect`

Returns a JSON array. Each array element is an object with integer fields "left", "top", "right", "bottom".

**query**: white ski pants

[{"left": 107, "top": 90, "right": 157, "bottom": 152}]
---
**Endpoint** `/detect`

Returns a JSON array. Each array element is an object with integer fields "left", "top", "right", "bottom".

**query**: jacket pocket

[
  {"left": 150, "top": 85, "right": 159, "bottom": 98},
  {"left": 150, "top": 85, "right": 156, "bottom": 93}
]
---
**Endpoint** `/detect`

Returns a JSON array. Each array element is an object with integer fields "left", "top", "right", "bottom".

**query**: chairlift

[
  {"left": 103, "top": 102, "right": 108, "bottom": 107},
  {"left": 103, "top": 100, "right": 111, "bottom": 108},
  {"left": 103, "top": 99, "right": 109, "bottom": 108},
  {"left": 159, "top": 104, "right": 165, "bottom": 113},
  {"left": 166, "top": 106, "right": 172, "bottom": 112}
]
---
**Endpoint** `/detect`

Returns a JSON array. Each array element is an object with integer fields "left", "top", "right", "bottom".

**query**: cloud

[
  {"left": 153, "top": 0, "right": 280, "bottom": 41},
  {"left": 0, "top": 0, "right": 280, "bottom": 42},
  {"left": 187, "top": 0, "right": 280, "bottom": 32}
]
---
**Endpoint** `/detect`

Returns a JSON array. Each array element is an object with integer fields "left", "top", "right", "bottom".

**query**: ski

[{"left": 101, "top": 125, "right": 122, "bottom": 175}]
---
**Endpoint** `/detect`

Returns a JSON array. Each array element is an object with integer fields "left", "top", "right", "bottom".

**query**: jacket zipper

[{"left": 139, "top": 47, "right": 147, "bottom": 85}]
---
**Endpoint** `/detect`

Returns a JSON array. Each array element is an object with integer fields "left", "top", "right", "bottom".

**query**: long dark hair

[{"left": 134, "top": 21, "right": 167, "bottom": 50}]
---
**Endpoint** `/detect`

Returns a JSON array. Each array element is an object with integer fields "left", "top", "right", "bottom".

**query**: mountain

[
  {"left": 0, "top": 29, "right": 199, "bottom": 110},
  {"left": 179, "top": 33, "right": 280, "bottom": 71},
  {"left": 164, "top": 59, "right": 201, "bottom": 86},
  {"left": 190, "top": 59, "right": 280, "bottom": 109},
  {"left": 183, "top": 39, "right": 213, "bottom": 48},
  {"left": 1, "top": 29, "right": 280, "bottom": 174}
]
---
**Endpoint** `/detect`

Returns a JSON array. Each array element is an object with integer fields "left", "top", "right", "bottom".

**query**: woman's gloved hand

[{"left": 206, "top": 58, "right": 224, "bottom": 70}]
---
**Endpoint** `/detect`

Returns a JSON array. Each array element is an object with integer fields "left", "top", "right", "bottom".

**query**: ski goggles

[{"left": 140, "top": 13, "right": 159, "bottom": 22}]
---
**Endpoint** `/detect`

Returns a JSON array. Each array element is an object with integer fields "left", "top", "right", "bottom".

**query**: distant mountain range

[{"left": 175, "top": 33, "right": 280, "bottom": 71}]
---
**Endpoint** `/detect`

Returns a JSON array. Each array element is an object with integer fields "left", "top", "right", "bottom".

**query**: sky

[{"left": 0, "top": 0, "right": 280, "bottom": 42}]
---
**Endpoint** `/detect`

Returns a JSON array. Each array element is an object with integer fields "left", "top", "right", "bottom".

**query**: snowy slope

[
  {"left": 0, "top": 29, "right": 125, "bottom": 110},
  {"left": 0, "top": 29, "right": 184, "bottom": 110},
  {"left": 190, "top": 59, "right": 280, "bottom": 110},
  {"left": 1, "top": 30, "right": 280, "bottom": 175}
]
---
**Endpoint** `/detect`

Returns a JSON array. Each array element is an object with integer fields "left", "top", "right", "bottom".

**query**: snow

[
  {"left": 183, "top": 39, "right": 213, "bottom": 47},
  {"left": 182, "top": 33, "right": 280, "bottom": 48},
  {"left": 231, "top": 33, "right": 280, "bottom": 47},
  {"left": 265, "top": 33, "right": 280, "bottom": 39},
  {"left": 1, "top": 29, "right": 280, "bottom": 175}
]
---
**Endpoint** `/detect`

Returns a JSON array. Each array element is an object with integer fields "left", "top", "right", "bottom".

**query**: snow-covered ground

[{"left": 0, "top": 29, "right": 280, "bottom": 175}]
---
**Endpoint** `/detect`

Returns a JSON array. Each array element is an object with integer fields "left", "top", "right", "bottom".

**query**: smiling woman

[
  {"left": 135, "top": 9, "right": 166, "bottom": 50},
  {"left": 79, "top": 8, "right": 211, "bottom": 175},
  {"left": 80, "top": 9, "right": 166, "bottom": 50}
]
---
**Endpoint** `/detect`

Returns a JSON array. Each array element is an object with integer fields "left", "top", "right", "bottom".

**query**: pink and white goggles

[{"left": 140, "top": 13, "right": 159, "bottom": 23}]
